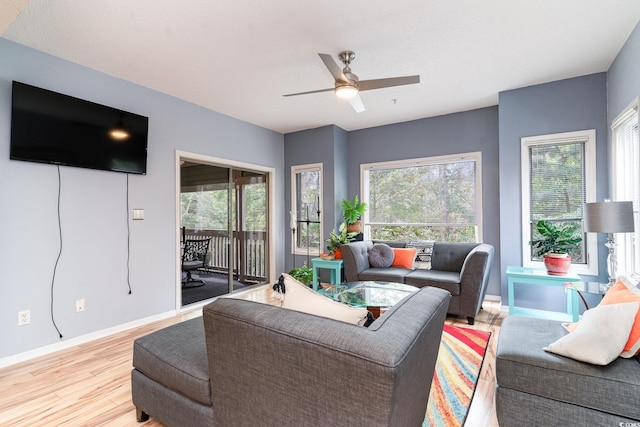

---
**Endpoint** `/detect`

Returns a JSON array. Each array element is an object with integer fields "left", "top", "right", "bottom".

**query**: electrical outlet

[
  {"left": 18, "top": 310, "right": 30, "bottom": 326},
  {"left": 76, "top": 299, "right": 85, "bottom": 313}
]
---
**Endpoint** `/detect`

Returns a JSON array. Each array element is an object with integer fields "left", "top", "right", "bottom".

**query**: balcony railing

[{"left": 183, "top": 228, "right": 267, "bottom": 284}]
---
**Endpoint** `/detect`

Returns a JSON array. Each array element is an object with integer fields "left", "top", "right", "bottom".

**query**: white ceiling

[{"left": 2, "top": 0, "right": 640, "bottom": 134}]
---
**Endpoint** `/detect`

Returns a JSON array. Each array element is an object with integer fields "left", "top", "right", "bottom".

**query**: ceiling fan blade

[
  {"left": 358, "top": 75, "right": 420, "bottom": 91},
  {"left": 348, "top": 94, "right": 365, "bottom": 113},
  {"left": 318, "top": 53, "right": 348, "bottom": 83},
  {"left": 282, "top": 87, "right": 334, "bottom": 97}
]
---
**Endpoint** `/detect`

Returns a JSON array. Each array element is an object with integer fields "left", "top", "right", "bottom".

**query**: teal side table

[
  {"left": 506, "top": 266, "right": 582, "bottom": 322},
  {"left": 311, "top": 258, "right": 344, "bottom": 291}
]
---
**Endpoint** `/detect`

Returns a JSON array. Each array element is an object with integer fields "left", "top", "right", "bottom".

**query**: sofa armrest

[
  {"left": 459, "top": 243, "right": 494, "bottom": 313},
  {"left": 203, "top": 287, "right": 450, "bottom": 427},
  {"left": 341, "top": 240, "right": 373, "bottom": 281}
]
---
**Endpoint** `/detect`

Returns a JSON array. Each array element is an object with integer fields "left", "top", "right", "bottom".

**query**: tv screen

[{"left": 10, "top": 81, "right": 148, "bottom": 175}]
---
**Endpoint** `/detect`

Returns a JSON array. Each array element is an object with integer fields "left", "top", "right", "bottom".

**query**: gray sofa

[
  {"left": 341, "top": 240, "right": 494, "bottom": 325},
  {"left": 131, "top": 286, "right": 451, "bottom": 426},
  {"left": 496, "top": 315, "right": 640, "bottom": 425}
]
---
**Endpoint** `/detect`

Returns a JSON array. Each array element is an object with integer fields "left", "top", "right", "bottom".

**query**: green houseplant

[
  {"left": 325, "top": 222, "right": 358, "bottom": 259},
  {"left": 288, "top": 265, "right": 313, "bottom": 285},
  {"left": 342, "top": 195, "right": 368, "bottom": 233},
  {"left": 528, "top": 220, "right": 582, "bottom": 275}
]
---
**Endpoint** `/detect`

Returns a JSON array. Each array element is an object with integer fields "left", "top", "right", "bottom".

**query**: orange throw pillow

[
  {"left": 391, "top": 248, "right": 417, "bottom": 269},
  {"left": 598, "top": 277, "right": 640, "bottom": 357}
]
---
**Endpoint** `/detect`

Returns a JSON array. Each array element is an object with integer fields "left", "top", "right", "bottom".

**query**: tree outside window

[{"left": 362, "top": 153, "right": 482, "bottom": 242}]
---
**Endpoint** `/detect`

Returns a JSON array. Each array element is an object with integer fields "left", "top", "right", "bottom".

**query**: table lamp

[{"left": 584, "top": 200, "right": 635, "bottom": 286}]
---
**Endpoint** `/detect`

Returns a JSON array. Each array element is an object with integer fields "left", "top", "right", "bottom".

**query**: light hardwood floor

[{"left": 0, "top": 285, "right": 505, "bottom": 427}]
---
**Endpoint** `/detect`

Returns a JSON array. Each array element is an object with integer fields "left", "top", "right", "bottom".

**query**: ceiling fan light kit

[
  {"left": 283, "top": 50, "right": 420, "bottom": 112},
  {"left": 335, "top": 83, "right": 358, "bottom": 99}
]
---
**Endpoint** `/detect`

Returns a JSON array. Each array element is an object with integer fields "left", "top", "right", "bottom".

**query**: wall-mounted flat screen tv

[{"left": 10, "top": 81, "right": 148, "bottom": 175}]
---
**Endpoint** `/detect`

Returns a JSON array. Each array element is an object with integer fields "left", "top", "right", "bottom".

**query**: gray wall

[
  {"left": 498, "top": 73, "right": 608, "bottom": 312},
  {"left": 347, "top": 107, "right": 502, "bottom": 296},
  {"left": 0, "top": 38, "right": 284, "bottom": 359},
  {"left": 608, "top": 21, "right": 640, "bottom": 129},
  {"left": 284, "top": 125, "right": 349, "bottom": 271}
]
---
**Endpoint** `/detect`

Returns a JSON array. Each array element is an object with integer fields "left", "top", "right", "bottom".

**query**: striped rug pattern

[{"left": 424, "top": 325, "right": 491, "bottom": 427}]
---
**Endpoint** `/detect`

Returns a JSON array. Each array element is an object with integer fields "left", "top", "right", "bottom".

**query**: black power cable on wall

[
  {"left": 49, "top": 168, "right": 134, "bottom": 339},
  {"left": 51, "top": 165, "right": 63, "bottom": 339},
  {"left": 126, "top": 173, "right": 132, "bottom": 295}
]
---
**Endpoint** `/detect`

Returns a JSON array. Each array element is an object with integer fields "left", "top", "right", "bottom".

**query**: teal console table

[
  {"left": 506, "top": 266, "right": 582, "bottom": 322},
  {"left": 311, "top": 258, "right": 343, "bottom": 291}
]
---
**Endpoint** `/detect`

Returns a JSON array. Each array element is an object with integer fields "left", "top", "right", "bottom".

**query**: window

[
  {"left": 521, "top": 130, "right": 597, "bottom": 275},
  {"left": 361, "top": 152, "right": 482, "bottom": 242},
  {"left": 291, "top": 163, "right": 322, "bottom": 255},
  {"left": 612, "top": 98, "right": 640, "bottom": 276}
]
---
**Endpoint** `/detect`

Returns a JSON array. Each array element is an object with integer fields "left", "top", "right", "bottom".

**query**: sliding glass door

[{"left": 179, "top": 159, "right": 269, "bottom": 306}]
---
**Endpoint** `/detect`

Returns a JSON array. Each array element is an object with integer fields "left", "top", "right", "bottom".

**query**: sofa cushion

[
  {"left": 543, "top": 302, "right": 639, "bottom": 365},
  {"left": 565, "top": 276, "right": 640, "bottom": 357},
  {"left": 391, "top": 247, "right": 416, "bottom": 268},
  {"left": 271, "top": 273, "right": 369, "bottom": 325},
  {"left": 368, "top": 243, "right": 394, "bottom": 268},
  {"left": 497, "top": 315, "right": 640, "bottom": 420},
  {"left": 132, "top": 317, "right": 211, "bottom": 406},
  {"left": 598, "top": 277, "right": 640, "bottom": 357},
  {"left": 405, "top": 269, "right": 461, "bottom": 295},
  {"left": 372, "top": 240, "right": 407, "bottom": 248},
  {"left": 358, "top": 267, "right": 412, "bottom": 283},
  {"left": 430, "top": 242, "right": 478, "bottom": 272}
]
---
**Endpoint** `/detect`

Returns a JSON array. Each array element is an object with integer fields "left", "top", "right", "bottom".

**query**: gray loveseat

[
  {"left": 131, "top": 286, "right": 450, "bottom": 426},
  {"left": 341, "top": 240, "right": 494, "bottom": 324},
  {"left": 496, "top": 315, "right": 640, "bottom": 425}
]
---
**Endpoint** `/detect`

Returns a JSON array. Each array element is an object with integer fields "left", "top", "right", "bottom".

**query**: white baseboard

[
  {"left": 0, "top": 310, "right": 177, "bottom": 369},
  {"left": 484, "top": 294, "right": 501, "bottom": 302}
]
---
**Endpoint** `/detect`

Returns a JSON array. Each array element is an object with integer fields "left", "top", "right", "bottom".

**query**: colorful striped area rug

[{"left": 423, "top": 325, "right": 491, "bottom": 427}]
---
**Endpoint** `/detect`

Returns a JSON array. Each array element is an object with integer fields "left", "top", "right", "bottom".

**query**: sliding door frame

[{"left": 175, "top": 150, "right": 275, "bottom": 312}]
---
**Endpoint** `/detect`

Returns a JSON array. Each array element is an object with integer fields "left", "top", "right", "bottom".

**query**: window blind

[{"left": 613, "top": 102, "right": 640, "bottom": 274}]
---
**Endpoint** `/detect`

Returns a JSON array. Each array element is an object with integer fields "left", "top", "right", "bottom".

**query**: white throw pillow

[
  {"left": 544, "top": 302, "right": 640, "bottom": 365},
  {"left": 271, "top": 273, "right": 369, "bottom": 325}
]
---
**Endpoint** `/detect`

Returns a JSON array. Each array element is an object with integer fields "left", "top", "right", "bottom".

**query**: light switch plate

[{"left": 132, "top": 209, "right": 144, "bottom": 220}]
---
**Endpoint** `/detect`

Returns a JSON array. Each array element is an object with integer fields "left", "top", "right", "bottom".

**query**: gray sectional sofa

[
  {"left": 496, "top": 315, "right": 640, "bottom": 425},
  {"left": 131, "top": 286, "right": 451, "bottom": 426},
  {"left": 341, "top": 240, "right": 494, "bottom": 324}
]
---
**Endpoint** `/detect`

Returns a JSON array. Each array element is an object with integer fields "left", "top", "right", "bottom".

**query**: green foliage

[
  {"left": 181, "top": 183, "right": 266, "bottom": 231},
  {"left": 370, "top": 224, "right": 476, "bottom": 242},
  {"left": 181, "top": 188, "right": 230, "bottom": 230},
  {"left": 341, "top": 195, "right": 368, "bottom": 224},
  {"left": 325, "top": 222, "right": 358, "bottom": 252},
  {"left": 528, "top": 220, "right": 582, "bottom": 258},
  {"left": 288, "top": 265, "right": 313, "bottom": 285},
  {"left": 367, "top": 161, "right": 477, "bottom": 242}
]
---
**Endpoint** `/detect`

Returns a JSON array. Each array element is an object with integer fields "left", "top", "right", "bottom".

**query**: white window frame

[
  {"left": 291, "top": 163, "right": 323, "bottom": 256},
  {"left": 521, "top": 129, "right": 598, "bottom": 275},
  {"left": 360, "top": 152, "right": 483, "bottom": 242},
  {"left": 611, "top": 97, "right": 640, "bottom": 277}
]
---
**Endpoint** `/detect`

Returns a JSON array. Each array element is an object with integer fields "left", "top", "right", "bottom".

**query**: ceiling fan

[{"left": 283, "top": 51, "right": 420, "bottom": 113}]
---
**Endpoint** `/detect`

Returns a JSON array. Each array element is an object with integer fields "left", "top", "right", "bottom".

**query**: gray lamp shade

[{"left": 584, "top": 201, "right": 635, "bottom": 233}]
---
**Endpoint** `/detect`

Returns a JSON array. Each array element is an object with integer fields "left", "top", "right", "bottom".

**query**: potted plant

[
  {"left": 342, "top": 195, "right": 368, "bottom": 233},
  {"left": 528, "top": 220, "right": 582, "bottom": 275},
  {"left": 325, "top": 222, "right": 358, "bottom": 259},
  {"left": 288, "top": 265, "right": 313, "bottom": 286}
]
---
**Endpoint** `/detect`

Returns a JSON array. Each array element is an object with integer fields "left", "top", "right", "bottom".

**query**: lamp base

[{"left": 605, "top": 235, "right": 618, "bottom": 287}]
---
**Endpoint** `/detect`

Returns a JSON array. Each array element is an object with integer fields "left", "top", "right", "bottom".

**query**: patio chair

[{"left": 181, "top": 238, "right": 211, "bottom": 287}]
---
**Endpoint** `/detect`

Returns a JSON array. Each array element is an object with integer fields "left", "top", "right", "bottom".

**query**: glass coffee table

[{"left": 319, "top": 281, "right": 419, "bottom": 318}]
